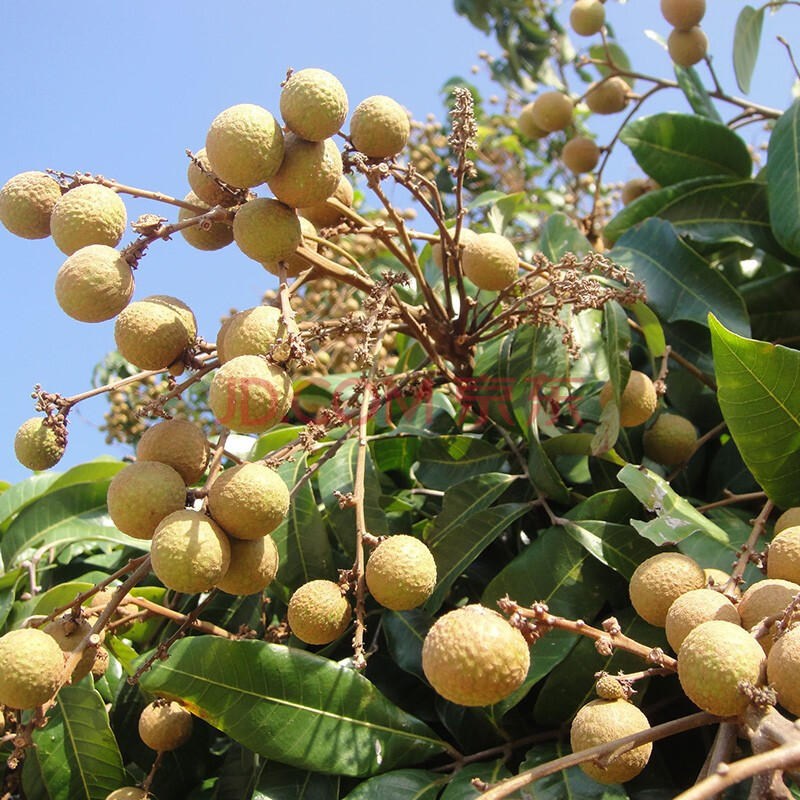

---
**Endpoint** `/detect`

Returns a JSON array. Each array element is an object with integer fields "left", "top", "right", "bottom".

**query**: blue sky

[{"left": 0, "top": 1, "right": 796, "bottom": 482}]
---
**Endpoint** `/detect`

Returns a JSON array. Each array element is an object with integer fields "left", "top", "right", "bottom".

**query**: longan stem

[
  {"left": 126, "top": 596, "right": 232, "bottom": 638},
  {"left": 722, "top": 498, "right": 774, "bottom": 600}
]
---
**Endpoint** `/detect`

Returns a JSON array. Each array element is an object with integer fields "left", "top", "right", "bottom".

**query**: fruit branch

[
  {"left": 722, "top": 498, "right": 774, "bottom": 600},
  {"left": 126, "top": 596, "right": 233, "bottom": 638},
  {"left": 193, "top": 428, "right": 230, "bottom": 501}
]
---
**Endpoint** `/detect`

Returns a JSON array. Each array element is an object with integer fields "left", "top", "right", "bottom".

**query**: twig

[
  {"left": 127, "top": 596, "right": 232, "bottom": 638},
  {"left": 722, "top": 498, "right": 774, "bottom": 600},
  {"left": 141, "top": 751, "right": 165, "bottom": 796},
  {"left": 695, "top": 491, "right": 767, "bottom": 513}
]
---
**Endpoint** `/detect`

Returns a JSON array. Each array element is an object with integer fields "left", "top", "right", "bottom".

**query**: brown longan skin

[
  {"left": 585, "top": 78, "right": 630, "bottom": 115},
  {"left": 668, "top": 27, "right": 708, "bottom": 68},
  {"left": 562, "top": 137, "right": 601, "bottom": 174},
  {"left": 138, "top": 701, "right": 193, "bottom": 752},
  {"left": 531, "top": 92, "right": 574, "bottom": 133},
  {"left": 661, "top": 0, "right": 706, "bottom": 30},
  {"left": 629, "top": 552, "right": 705, "bottom": 626}
]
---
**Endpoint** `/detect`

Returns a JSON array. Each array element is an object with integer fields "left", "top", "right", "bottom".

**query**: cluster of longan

[{"left": 662, "top": 0, "right": 709, "bottom": 68}]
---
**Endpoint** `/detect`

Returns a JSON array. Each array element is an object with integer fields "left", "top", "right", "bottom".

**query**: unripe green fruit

[
  {"left": 136, "top": 419, "right": 209, "bottom": 486},
  {"left": 288, "top": 580, "right": 352, "bottom": 645},
  {"left": 55, "top": 244, "right": 134, "bottom": 323},
  {"left": 178, "top": 192, "right": 233, "bottom": 251},
  {"left": 209, "top": 355, "right": 293, "bottom": 434},
  {"left": 517, "top": 103, "right": 549, "bottom": 140},
  {"left": 107, "top": 461, "right": 186, "bottom": 540},
  {"left": 585, "top": 77, "right": 629, "bottom": 115},
  {"left": 0, "top": 628, "right": 64, "bottom": 709},
  {"left": 350, "top": 95, "right": 411, "bottom": 158},
  {"left": 216, "top": 535, "right": 279, "bottom": 595},
  {"left": 432, "top": 227, "right": 478, "bottom": 270},
  {"left": 218, "top": 305, "right": 299, "bottom": 365},
  {"left": 768, "top": 526, "right": 800, "bottom": 584},
  {"left": 678, "top": 620, "right": 765, "bottom": 716},
  {"left": 187, "top": 148, "right": 236, "bottom": 208},
  {"left": 106, "top": 789, "right": 148, "bottom": 800},
  {"left": 366, "top": 535, "right": 437, "bottom": 611},
  {"left": 570, "top": 699, "right": 652, "bottom": 784},
  {"left": 138, "top": 700, "right": 193, "bottom": 752},
  {"left": 43, "top": 615, "right": 96, "bottom": 683},
  {"left": 280, "top": 68, "right": 349, "bottom": 142},
  {"left": 767, "top": 625, "right": 800, "bottom": 715},
  {"left": 775, "top": 507, "right": 800, "bottom": 535},
  {"left": 570, "top": 0, "right": 606, "bottom": 36},
  {"left": 595, "top": 675, "right": 626, "bottom": 700},
  {"left": 14, "top": 417, "right": 65, "bottom": 471},
  {"left": 422, "top": 604, "right": 530, "bottom": 707},
  {"left": 661, "top": 0, "right": 705, "bottom": 29},
  {"left": 643, "top": 413, "right": 697, "bottom": 465},
  {"left": 50, "top": 184, "right": 127, "bottom": 256},
  {"left": 530, "top": 92, "right": 574, "bottom": 133},
  {"left": 205, "top": 104, "right": 284, "bottom": 188},
  {"left": 462, "top": 233, "right": 519, "bottom": 291},
  {"left": 668, "top": 26, "right": 708, "bottom": 68},
  {"left": 208, "top": 462, "right": 290, "bottom": 540},
  {"left": 299, "top": 176, "right": 354, "bottom": 228},
  {"left": 268, "top": 135, "right": 343, "bottom": 210},
  {"left": 599, "top": 370, "right": 658, "bottom": 428},
  {"left": 0, "top": 171, "right": 63, "bottom": 239},
  {"left": 665, "top": 588, "right": 740, "bottom": 652},
  {"left": 233, "top": 198, "right": 302, "bottom": 264},
  {"left": 151, "top": 510, "right": 231, "bottom": 594},
  {"left": 738, "top": 579, "right": 800, "bottom": 654},
  {"left": 263, "top": 216, "right": 319, "bottom": 278},
  {"left": 629, "top": 552, "right": 705, "bottom": 626},
  {"left": 562, "top": 136, "right": 601, "bottom": 173},
  {"left": 114, "top": 295, "right": 197, "bottom": 370}
]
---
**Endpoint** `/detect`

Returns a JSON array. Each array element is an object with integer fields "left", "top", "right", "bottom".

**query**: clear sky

[{"left": 0, "top": 1, "right": 796, "bottom": 482}]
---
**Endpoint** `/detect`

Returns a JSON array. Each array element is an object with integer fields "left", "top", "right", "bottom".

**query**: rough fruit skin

[
  {"left": 50, "top": 184, "right": 127, "bottom": 255},
  {"left": 55, "top": 244, "right": 134, "bottom": 323},
  {"left": 216, "top": 535, "right": 279, "bottom": 595},
  {"left": 585, "top": 77, "right": 630, "bottom": 115},
  {"left": 263, "top": 216, "right": 318, "bottom": 278},
  {"left": 280, "top": 68, "right": 349, "bottom": 142},
  {"left": 44, "top": 615, "right": 96, "bottom": 683},
  {"left": 187, "top": 148, "right": 236, "bottom": 208},
  {"left": 208, "top": 462, "right": 290, "bottom": 540},
  {"left": 570, "top": 700, "right": 652, "bottom": 784},
  {"left": 531, "top": 92, "right": 574, "bottom": 133},
  {"left": 629, "top": 552, "right": 705, "bottom": 626},
  {"left": 517, "top": 103, "right": 548, "bottom": 139},
  {"left": 209, "top": 355, "right": 293, "bottom": 434},
  {"left": 0, "top": 171, "right": 62, "bottom": 239},
  {"left": 220, "top": 305, "right": 299, "bottom": 364},
  {"left": 422, "top": 605, "right": 530, "bottom": 707},
  {"left": 233, "top": 198, "right": 302, "bottom": 264},
  {"left": 775, "top": 507, "right": 800, "bottom": 534},
  {"left": 288, "top": 580, "right": 352, "bottom": 645},
  {"left": 562, "top": 137, "right": 600, "bottom": 173},
  {"left": 91, "top": 647, "right": 109, "bottom": 679},
  {"left": 114, "top": 295, "right": 197, "bottom": 370},
  {"left": 595, "top": 675, "right": 626, "bottom": 700},
  {"left": 299, "top": 176, "right": 354, "bottom": 228},
  {"left": 107, "top": 461, "right": 186, "bottom": 540},
  {"left": 665, "top": 588, "right": 740, "bottom": 652},
  {"left": 136, "top": 419, "right": 209, "bottom": 486},
  {"left": 366, "top": 535, "right": 437, "bottom": 610},
  {"left": 139, "top": 701, "right": 193, "bottom": 752},
  {"left": 599, "top": 370, "right": 658, "bottom": 428},
  {"left": 678, "top": 620, "right": 765, "bottom": 716},
  {"left": 151, "top": 510, "right": 231, "bottom": 594},
  {"left": 643, "top": 413, "right": 697, "bottom": 465},
  {"left": 205, "top": 104, "right": 284, "bottom": 188},
  {"left": 350, "top": 95, "right": 411, "bottom": 158},
  {"left": 106, "top": 790, "right": 148, "bottom": 800},
  {"left": 462, "top": 233, "right": 519, "bottom": 291},
  {"left": 0, "top": 628, "right": 64, "bottom": 709},
  {"left": 661, "top": 0, "right": 705, "bottom": 29},
  {"left": 178, "top": 192, "right": 233, "bottom": 251},
  {"left": 738, "top": 579, "right": 800, "bottom": 654},
  {"left": 767, "top": 625, "right": 800, "bottom": 715},
  {"left": 570, "top": 0, "right": 606, "bottom": 36},
  {"left": 768, "top": 526, "right": 800, "bottom": 584},
  {"left": 268, "top": 135, "right": 343, "bottom": 210},
  {"left": 668, "top": 26, "right": 708, "bottom": 68},
  {"left": 14, "top": 417, "right": 65, "bottom": 471},
  {"left": 433, "top": 227, "right": 478, "bottom": 270}
]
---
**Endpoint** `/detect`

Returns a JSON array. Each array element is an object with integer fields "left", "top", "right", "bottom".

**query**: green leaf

[
  {"left": 629, "top": 300, "right": 666, "bottom": 359},
  {"left": 611, "top": 219, "right": 750, "bottom": 337},
  {"left": 343, "top": 769, "right": 444, "bottom": 799},
  {"left": 440, "top": 760, "right": 512, "bottom": 799},
  {"left": 616, "top": 464, "right": 729, "bottom": 545},
  {"left": 254, "top": 765, "right": 339, "bottom": 799},
  {"left": 138, "top": 637, "right": 446, "bottom": 777},
  {"left": 542, "top": 434, "right": 625, "bottom": 466},
  {"left": 416, "top": 437, "right": 506, "bottom": 490},
  {"left": 733, "top": 5, "right": 765, "bottom": 93},
  {"left": 0, "top": 472, "right": 61, "bottom": 529},
  {"left": 213, "top": 745, "right": 263, "bottom": 800},
  {"left": 589, "top": 43, "right": 634, "bottom": 88},
  {"left": 620, "top": 113, "right": 751, "bottom": 186},
  {"left": 767, "top": 98, "right": 800, "bottom": 256},
  {"left": 709, "top": 315, "right": 800, "bottom": 507},
  {"left": 383, "top": 609, "right": 434, "bottom": 680},
  {"left": 741, "top": 271, "right": 800, "bottom": 342},
  {"left": 47, "top": 460, "right": 125, "bottom": 492},
  {"left": 273, "top": 455, "right": 335, "bottom": 590},
  {"left": 539, "top": 212, "right": 590, "bottom": 260},
  {"left": 562, "top": 521, "right": 659, "bottom": 579},
  {"left": 32, "top": 685, "right": 126, "bottom": 800},
  {"left": 674, "top": 66, "right": 723, "bottom": 122}
]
